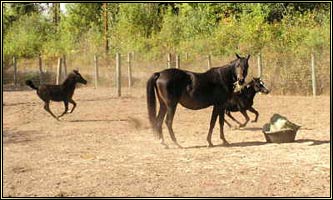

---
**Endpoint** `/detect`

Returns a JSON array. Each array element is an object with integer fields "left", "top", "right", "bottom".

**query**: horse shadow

[
  {"left": 232, "top": 127, "right": 263, "bottom": 131},
  {"left": 67, "top": 119, "right": 128, "bottom": 123},
  {"left": 184, "top": 141, "right": 267, "bottom": 149},
  {"left": 294, "top": 139, "right": 330, "bottom": 146},
  {"left": 184, "top": 138, "right": 330, "bottom": 149}
]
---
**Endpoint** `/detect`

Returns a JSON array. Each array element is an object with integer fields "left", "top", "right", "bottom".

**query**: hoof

[
  {"left": 222, "top": 141, "right": 230, "bottom": 146},
  {"left": 251, "top": 120, "right": 257, "bottom": 123},
  {"left": 207, "top": 143, "right": 214, "bottom": 148},
  {"left": 161, "top": 143, "right": 169, "bottom": 149}
]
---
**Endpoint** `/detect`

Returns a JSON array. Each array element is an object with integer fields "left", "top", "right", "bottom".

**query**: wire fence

[{"left": 3, "top": 50, "right": 330, "bottom": 96}]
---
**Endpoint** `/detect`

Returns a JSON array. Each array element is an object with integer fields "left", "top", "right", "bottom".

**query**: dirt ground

[{"left": 2, "top": 87, "right": 331, "bottom": 197}]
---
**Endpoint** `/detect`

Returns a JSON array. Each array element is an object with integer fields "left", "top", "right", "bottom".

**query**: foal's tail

[
  {"left": 146, "top": 73, "right": 159, "bottom": 135},
  {"left": 25, "top": 80, "right": 38, "bottom": 90}
]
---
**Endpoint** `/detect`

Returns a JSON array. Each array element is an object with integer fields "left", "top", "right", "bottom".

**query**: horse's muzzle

[{"left": 261, "top": 88, "right": 270, "bottom": 94}]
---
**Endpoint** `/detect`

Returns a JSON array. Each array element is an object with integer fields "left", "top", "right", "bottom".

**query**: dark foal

[
  {"left": 224, "top": 77, "right": 270, "bottom": 128},
  {"left": 147, "top": 53, "right": 250, "bottom": 148},
  {"left": 26, "top": 70, "right": 87, "bottom": 120}
]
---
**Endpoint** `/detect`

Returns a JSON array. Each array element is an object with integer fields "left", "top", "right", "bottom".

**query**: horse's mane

[{"left": 228, "top": 58, "right": 238, "bottom": 65}]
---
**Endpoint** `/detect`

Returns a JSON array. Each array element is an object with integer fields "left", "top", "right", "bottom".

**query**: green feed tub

[{"left": 262, "top": 123, "right": 301, "bottom": 143}]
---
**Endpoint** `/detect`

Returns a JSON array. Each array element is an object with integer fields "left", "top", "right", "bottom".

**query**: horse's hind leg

[
  {"left": 156, "top": 103, "right": 168, "bottom": 148},
  {"left": 248, "top": 107, "right": 259, "bottom": 122},
  {"left": 207, "top": 106, "right": 219, "bottom": 147},
  {"left": 58, "top": 101, "right": 69, "bottom": 118},
  {"left": 226, "top": 111, "right": 242, "bottom": 126},
  {"left": 44, "top": 101, "right": 59, "bottom": 121},
  {"left": 165, "top": 104, "right": 183, "bottom": 148},
  {"left": 68, "top": 99, "right": 76, "bottom": 113},
  {"left": 223, "top": 114, "right": 232, "bottom": 128}
]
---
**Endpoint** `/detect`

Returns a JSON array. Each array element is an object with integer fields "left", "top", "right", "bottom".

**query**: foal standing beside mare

[
  {"left": 147, "top": 54, "right": 250, "bottom": 148},
  {"left": 26, "top": 70, "right": 87, "bottom": 120},
  {"left": 224, "top": 77, "right": 270, "bottom": 128}
]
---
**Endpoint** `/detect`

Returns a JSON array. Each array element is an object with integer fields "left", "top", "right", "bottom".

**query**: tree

[{"left": 3, "top": 3, "right": 42, "bottom": 34}]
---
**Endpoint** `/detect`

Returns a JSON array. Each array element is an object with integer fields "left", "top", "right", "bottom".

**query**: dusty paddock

[{"left": 3, "top": 87, "right": 331, "bottom": 197}]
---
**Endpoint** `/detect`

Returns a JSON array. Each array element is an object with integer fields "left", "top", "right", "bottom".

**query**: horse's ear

[
  {"left": 73, "top": 69, "right": 79, "bottom": 74},
  {"left": 235, "top": 53, "right": 241, "bottom": 59},
  {"left": 247, "top": 54, "right": 251, "bottom": 60}
]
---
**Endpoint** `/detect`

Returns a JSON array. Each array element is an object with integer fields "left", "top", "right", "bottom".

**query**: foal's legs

[
  {"left": 68, "top": 99, "right": 77, "bottom": 113},
  {"left": 207, "top": 106, "right": 219, "bottom": 147},
  {"left": 223, "top": 113, "right": 233, "bottom": 128},
  {"left": 226, "top": 111, "right": 242, "bottom": 126},
  {"left": 165, "top": 104, "right": 183, "bottom": 148},
  {"left": 239, "top": 110, "right": 250, "bottom": 127},
  {"left": 218, "top": 108, "right": 229, "bottom": 145},
  {"left": 58, "top": 101, "right": 69, "bottom": 118},
  {"left": 248, "top": 107, "right": 259, "bottom": 122},
  {"left": 43, "top": 101, "right": 59, "bottom": 121}
]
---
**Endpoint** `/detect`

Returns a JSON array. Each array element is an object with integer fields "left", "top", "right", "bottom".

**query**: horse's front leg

[
  {"left": 58, "top": 101, "right": 69, "bottom": 118},
  {"left": 239, "top": 110, "right": 250, "bottom": 127},
  {"left": 218, "top": 107, "right": 229, "bottom": 145},
  {"left": 207, "top": 106, "right": 219, "bottom": 147},
  {"left": 68, "top": 99, "right": 77, "bottom": 113},
  {"left": 248, "top": 107, "right": 259, "bottom": 123}
]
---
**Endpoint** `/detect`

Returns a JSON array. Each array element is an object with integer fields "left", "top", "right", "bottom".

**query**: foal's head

[
  {"left": 68, "top": 70, "right": 88, "bottom": 85},
  {"left": 251, "top": 77, "right": 270, "bottom": 94},
  {"left": 233, "top": 53, "right": 250, "bottom": 85}
]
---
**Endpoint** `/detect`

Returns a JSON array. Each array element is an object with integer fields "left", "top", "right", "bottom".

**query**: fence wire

[{"left": 3, "top": 51, "right": 330, "bottom": 95}]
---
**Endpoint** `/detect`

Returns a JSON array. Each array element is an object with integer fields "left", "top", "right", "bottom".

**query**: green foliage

[
  {"left": 64, "top": 3, "right": 103, "bottom": 42},
  {"left": 111, "top": 3, "right": 162, "bottom": 54},
  {"left": 3, "top": 2, "right": 330, "bottom": 94},
  {"left": 4, "top": 14, "right": 52, "bottom": 58}
]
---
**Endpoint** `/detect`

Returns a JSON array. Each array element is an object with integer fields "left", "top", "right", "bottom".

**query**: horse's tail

[
  {"left": 25, "top": 80, "right": 38, "bottom": 90},
  {"left": 146, "top": 73, "right": 159, "bottom": 135}
]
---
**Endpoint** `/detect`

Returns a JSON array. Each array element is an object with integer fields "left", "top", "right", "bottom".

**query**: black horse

[
  {"left": 224, "top": 77, "right": 270, "bottom": 128},
  {"left": 26, "top": 70, "right": 87, "bottom": 120},
  {"left": 147, "top": 53, "right": 250, "bottom": 148}
]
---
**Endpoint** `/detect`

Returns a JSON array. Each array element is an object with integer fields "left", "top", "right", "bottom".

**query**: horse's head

[
  {"left": 72, "top": 70, "right": 87, "bottom": 85},
  {"left": 252, "top": 77, "right": 270, "bottom": 94},
  {"left": 234, "top": 53, "right": 250, "bottom": 85}
]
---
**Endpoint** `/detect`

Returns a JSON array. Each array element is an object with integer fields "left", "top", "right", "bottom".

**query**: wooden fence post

[
  {"left": 127, "top": 52, "right": 132, "bottom": 88},
  {"left": 56, "top": 57, "right": 62, "bottom": 84},
  {"left": 62, "top": 55, "right": 67, "bottom": 77},
  {"left": 131, "top": 51, "right": 135, "bottom": 60},
  {"left": 311, "top": 52, "right": 317, "bottom": 96},
  {"left": 207, "top": 54, "right": 212, "bottom": 69},
  {"left": 13, "top": 56, "right": 17, "bottom": 86},
  {"left": 257, "top": 52, "right": 262, "bottom": 78},
  {"left": 167, "top": 53, "right": 171, "bottom": 69},
  {"left": 94, "top": 55, "right": 99, "bottom": 89},
  {"left": 38, "top": 54, "right": 43, "bottom": 84},
  {"left": 116, "top": 53, "right": 121, "bottom": 97},
  {"left": 176, "top": 54, "right": 180, "bottom": 69}
]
